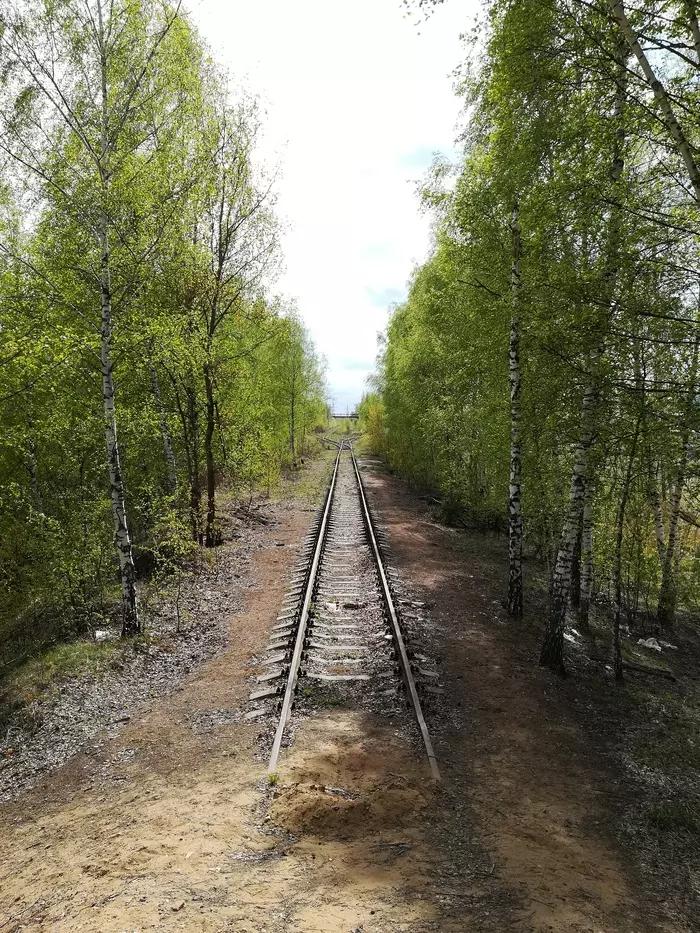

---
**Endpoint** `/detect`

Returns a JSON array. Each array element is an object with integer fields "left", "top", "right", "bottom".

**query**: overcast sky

[{"left": 190, "top": 0, "right": 475, "bottom": 412}]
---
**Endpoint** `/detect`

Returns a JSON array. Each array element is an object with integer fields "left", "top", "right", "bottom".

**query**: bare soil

[{"left": 0, "top": 455, "right": 695, "bottom": 932}]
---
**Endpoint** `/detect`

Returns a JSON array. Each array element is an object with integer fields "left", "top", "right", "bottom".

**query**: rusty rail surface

[
  {"left": 267, "top": 443, "right": 343, "bottom": 773},
  {"left": 267, "top": 443, "right": 440, "bottom": 780},
  {"left": 350, "top": 446, "right": 441, "bottom": 781}
]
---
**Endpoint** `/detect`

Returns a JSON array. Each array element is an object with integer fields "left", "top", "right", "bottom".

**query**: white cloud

[{"left": 190, "top": 0, "right": 475, "bottom": 408}]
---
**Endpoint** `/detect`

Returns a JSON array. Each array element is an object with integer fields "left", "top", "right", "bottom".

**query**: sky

[{"left": 190, "top": 0, "right": 476, "bottom": 412}]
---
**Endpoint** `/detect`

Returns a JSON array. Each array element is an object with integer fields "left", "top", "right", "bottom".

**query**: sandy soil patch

[{"left": 0, "top": 454, "right": 689, "bottom": 933}]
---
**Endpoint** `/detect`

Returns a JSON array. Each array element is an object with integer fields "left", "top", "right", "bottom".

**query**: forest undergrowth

[
  {"left": 371, "top": 0, "right": 700, "bottom": 681},
  {"left": 529, "top": 562, "right": 700, "bottom": 911},
  {"left": 0, "top": 448, "right": 334, "bottom": 801},
  {"left": 0, "top": 0, "right": 330, "bottom": 696}
]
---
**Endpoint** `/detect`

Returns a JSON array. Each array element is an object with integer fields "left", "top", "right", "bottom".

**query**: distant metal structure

[{"left": 331, "top": 411, "right": 359, "bottom": 420}]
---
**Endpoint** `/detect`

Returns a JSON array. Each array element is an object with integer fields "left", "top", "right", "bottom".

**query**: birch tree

[
  {"left": 186, "top": 103, "right": 280, "bottom": 547},
  {"left": 508, "top": 201, "right": 523, "bottom": 617},
  {"left": 539, "top": 21, "right": 630, "bottom": 673},
  {"left": 608, "top": 0, "right": 700, "bottom": 205},
  {"left": 372, "top": 0, "right": 700, "bottom": 683},
  {"left": 0, "top": 1, "right": 326, "bottom": 660},
  {"left": 0, "top": 0, "right": 196, "bottom": 634},
  {"left": 268, "top": 312, "right": 327, "bottom": 470},
  {"left": 656, "top": 333, "right": 699, "bottom": 626}
]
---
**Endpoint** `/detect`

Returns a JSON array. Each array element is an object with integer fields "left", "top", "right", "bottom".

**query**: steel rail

[
  {"left": 267, "top": 443, "right": 344, "bottom": 773},
  {"left": 350, "top": 447, "right": 442, "bottom": 781}
]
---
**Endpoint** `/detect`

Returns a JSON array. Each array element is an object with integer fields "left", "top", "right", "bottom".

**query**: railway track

[{"left": 249, "top": 444, "right": 441, "bottom": 780}]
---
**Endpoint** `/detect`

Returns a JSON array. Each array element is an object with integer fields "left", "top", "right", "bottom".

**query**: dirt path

[
  {"left": 360, "top": 461, "right": 688, "bottom": 933},
  {"left": 0, "top": 458, "right": 687, "bottom": 932}
]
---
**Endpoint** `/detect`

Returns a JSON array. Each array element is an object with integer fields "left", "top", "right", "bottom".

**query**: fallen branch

[
  {"left": 622, "top": 660, "right": 677, "bottom": 681},
  {"left": 0, "top": 898, "right": 45, "bottom": 931},
  {"left": 234, "top": 508, "right": 273, "bottom": 526},
  {"left": 589, "top": 655, "right": 676, "bottom": 681}
]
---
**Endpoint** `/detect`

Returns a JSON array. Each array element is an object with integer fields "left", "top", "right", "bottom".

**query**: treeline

[
  {"left": 374, "top": 0, "right": 700, "bottom": 675},
  {"left": 0, "top": 1, "right": 326, "bottom": 660}
]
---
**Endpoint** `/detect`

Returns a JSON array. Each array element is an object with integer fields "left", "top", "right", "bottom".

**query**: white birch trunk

[
  {"left": 508, "top": 202, "right": 524, "bottom": 618},
  {"left": 541, "top": 21, "right": 627, "bottom": 672},
  {"left": 657, "top": 444, "right": 690, "bottom": 627},
  {"left": 684, "top": 0, "right": 700, "bottom": 63},
  {"left": 610, "top": 0, "right": 700, "bottom": 202},
  {"left": 99, "top": 220, "right": 140, "bottom": 636},
  {"left": 290, "top": 374, "right": 297, "bottom": 469},
  {"left": 649, "top": 464, "right": 667, "bottom": 564},
  {"left": 186, "top": 383, "right": 202, "bottom": 541},
  {"left": 97, "top": 0, "right": 139, "bottom": 636},
  {"left": 613, "top": 416, "right": 641, "bottom": 680},
  {"left": 204, "top": 362, "right": 217, "bottom": 547},
  {"left": 26, "top": 403, "right": 41, "bottom": 509},
  {"left": 540, "top": 364, "right": 599, "bottom": 671},
  {"left": 27, "top": 433, "right": 39, "bottom": 505},
  {"left": 657, "top": 334, "right": 699, "bottom": 626},
  {"left": 579, "top": 482, "right": 594, "bottom": 630}
]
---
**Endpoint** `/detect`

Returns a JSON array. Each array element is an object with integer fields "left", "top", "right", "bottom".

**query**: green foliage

[
  {"left": 381, "top": 240, "right": 509, "bottom": 526},
  {"left": 0, "top": 1, "right": 327, "bottom": 667},
  {"left": 647, "top": 802, "right": 700, "bottom": 836},
  {"left": 5, "top": 639, "right": 121, "bottom": 705},
  {"left": 378, "top": 0, "right": 700, "bottom": 626},
  {"left": 357, "top": 393, "right": 384, "bottom": 453}
]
